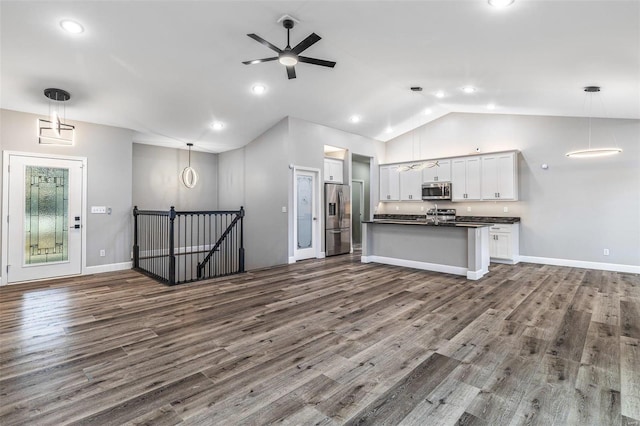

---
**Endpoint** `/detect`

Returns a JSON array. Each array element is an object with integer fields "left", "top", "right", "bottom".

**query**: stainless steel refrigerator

[{"left": 325, "top": 183, "right": 351, "bottom": 256}]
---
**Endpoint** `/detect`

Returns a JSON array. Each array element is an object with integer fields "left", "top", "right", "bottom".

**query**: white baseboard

[
  {"left": 467, "top": 268, "right": 489, "bottom": 280},
  {"left": 288, "top": 257, "right": 296, "bottom": 264},
  {"left": 519, "top": 256, "right": 640, "bottom": 274},
  {"left": 84, "top": 261, "right": 133, "bottom": 275},
  {"left": 362, "top": 255, "right": 469, "bottom": 277},
  {"left": 318, "top": 252, "right": 326, "bottom": 259}
]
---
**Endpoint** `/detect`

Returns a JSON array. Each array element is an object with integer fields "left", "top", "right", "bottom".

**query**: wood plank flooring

[{"left": 1, "top": 254, "right": 639, "bottom": 425}]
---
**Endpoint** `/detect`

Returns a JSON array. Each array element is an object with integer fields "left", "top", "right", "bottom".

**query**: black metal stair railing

[{"left": 133, "top": 206, "right": 245, "bottom": 285}]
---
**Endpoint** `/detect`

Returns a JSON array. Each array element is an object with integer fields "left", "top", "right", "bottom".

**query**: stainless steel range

[{"left": 426, "top": 208, "right": 456, "bottom": 223}]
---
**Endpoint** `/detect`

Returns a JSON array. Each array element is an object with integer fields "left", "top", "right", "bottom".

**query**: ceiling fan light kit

[{"left": 243, "top": 18, "right": 336, "bottom": 79}]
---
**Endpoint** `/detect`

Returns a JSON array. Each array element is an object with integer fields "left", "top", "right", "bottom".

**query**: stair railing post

[
  {"left": 133, "top": 206, "right": 139, "bottom": 268},
  {"left": 169, "top": 206, "right": 176, "bottom": 285},
  {"left": 239, "top": 206, "right": 245, "bottom": 273}
]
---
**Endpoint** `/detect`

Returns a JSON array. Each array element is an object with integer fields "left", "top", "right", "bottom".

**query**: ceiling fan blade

[
  {"left": 298, "top": 56, "right": 336, "bottom": 68},
  {"left": 291, "top": 33, "right": 321, "bottom": 54},
  {"left": 242, "top": 57, "right": 278, "bottom": 65},
  {"left": 286, "top": 66, "right": 296, "bottom": 79},
  {"left": 247, "top": 34, "right": 282, "bottom": 53}
]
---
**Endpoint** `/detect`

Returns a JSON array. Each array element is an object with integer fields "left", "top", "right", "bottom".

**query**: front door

[
  {"left": 5, "top": 154, "right": 84, "bottom": 283},
  {"left": 294, "top": 169, "right": 318, "bottom": 260}
]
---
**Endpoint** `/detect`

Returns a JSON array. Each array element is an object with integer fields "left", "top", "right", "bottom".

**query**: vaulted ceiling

[{"left": 1, "top": 1, "right": 638, "bottom": 153}]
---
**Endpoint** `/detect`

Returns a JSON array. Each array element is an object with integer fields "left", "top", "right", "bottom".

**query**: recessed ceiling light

[
  {"left": 60, "top": 20, "right": 84, "bottom": 34},
  {"left": 424, "top": 108, "right": 433, "bottom": 115},
  {"left": 349, "top": 115, "right": 361, "bottom": 123},
  {"left": 487, "top": 103, "right": 496, "bottom": 110},
  {"left": 462, "top": 86, "right": 476, "bottom": 94},
  {"left": 211, "top": 121, "right": 224, "bottom": 130},
  {"left": 435, "top": 91, "right": 445, "bottom": 99},
  {"left": 488, "top": 0, "right": 515, "bottom": 7},
  {"left": 252, "top": 84, "right": 266, "bottom": 95},
  {"left": 385, "top": 126, "right": 393, "bottom": 133}
]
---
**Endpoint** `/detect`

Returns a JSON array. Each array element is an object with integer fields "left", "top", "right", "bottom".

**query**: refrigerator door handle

[
  {"left": 337, "top": 189, "right": 343, "bottom": 222},
  {"left": 328, "top": 230, "right": 342, "bottom": 234}
]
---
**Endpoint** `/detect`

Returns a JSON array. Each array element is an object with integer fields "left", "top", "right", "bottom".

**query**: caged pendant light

[
  {"left": 565, "top": 86, "right": 622, "bottom": 158},
  {"left": 181, "top": 143, "right": 198, "bottom": 188}
]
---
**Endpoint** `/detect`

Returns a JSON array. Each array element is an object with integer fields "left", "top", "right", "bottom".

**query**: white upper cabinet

[
  {"left": 399, "top": 169, "right": 422, "bottom": 201},
  {"left": 422, "top": 159, "right": 451, "bottom": 183},
  {"left": 451, "top": 157, "right": 481, "bottom": 201},
  {"left": 379, "top": 165, "right": 400, "bottom": 201},
  {"left": 481, "top": 152, "right": 518, "bottom": 200},
  {"left": 324, "top": 158, "right": 344, "bottom": 183}
]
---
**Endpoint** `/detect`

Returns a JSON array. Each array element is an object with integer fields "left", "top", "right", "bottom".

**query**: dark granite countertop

[
  {"left": 364, "top": 218, "right": 490, "bottom": 228},
  {"left": 371, "top": 214, "right": 520, "bottom": 224}
]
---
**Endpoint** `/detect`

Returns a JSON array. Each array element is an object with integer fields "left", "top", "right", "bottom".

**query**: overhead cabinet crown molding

[{"left": 379, "top": 150, "right": 519, "bottom": 203}]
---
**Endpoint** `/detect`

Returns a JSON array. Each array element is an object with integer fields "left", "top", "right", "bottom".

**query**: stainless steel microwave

[{"left": 422, "top": 182, "right": 452, "bottom": 200}]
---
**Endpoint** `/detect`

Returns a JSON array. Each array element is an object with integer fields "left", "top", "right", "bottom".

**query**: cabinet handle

[{"left": 498, "top": 192, "right": 500, "bottom": 198}]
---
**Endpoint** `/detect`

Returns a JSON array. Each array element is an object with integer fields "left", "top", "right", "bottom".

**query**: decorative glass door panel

[
  {"left": 6, "top": 154, "right": 83, "bottom": 284},
  {"left": 24, "top": 166, "right": 69, "bottom": 265},
  {"left": 297, "top": 175, "right": 313, "bottom": 249},
  {"left": 294, "top": 169, "right": 317, "bottom": 260}
]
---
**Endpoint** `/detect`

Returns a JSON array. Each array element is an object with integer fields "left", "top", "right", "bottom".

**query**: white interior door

[
  {"left": 6, "top": 154, "right": 83, "bottom": 283},
  {"left": 294, "top": 169, "right": 318, "bottom": 260}
]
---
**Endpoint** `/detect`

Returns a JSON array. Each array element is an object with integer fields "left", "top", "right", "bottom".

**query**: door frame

[
  {"left": 290, "top": 165, "right": 322, "bottom": 262},
  {"left": 1, "top": 151, "right": 88, "bottom": 285},
  {"left": 351, "top": 179, "right": 365, "bottom": 245}
]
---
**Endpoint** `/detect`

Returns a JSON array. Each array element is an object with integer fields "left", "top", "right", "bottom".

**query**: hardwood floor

[{"left": 1, "top": 254, "right": 639, "bottom": 425}]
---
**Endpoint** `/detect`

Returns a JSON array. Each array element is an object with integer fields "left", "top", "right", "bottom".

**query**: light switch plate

[{"left": 91, "top": 206, "right": 107, "bottom": 214}]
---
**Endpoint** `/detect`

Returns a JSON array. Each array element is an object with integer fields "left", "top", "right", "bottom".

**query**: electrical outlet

[
  {"left": 395, "top": 206, "right": 399, "bottom": 211},
  {"left": 281, "top": 206, "right": 287, "bottom": 213},
  {"left": 99, "top": 249, "right": 106, "bottom": 257},
  {"left": 420, "top": 206, "right": 424, "bottom": 211},
  {"left": 467, "top": 206, "right": 471, "bottom": 212},
  {"left": 503, "top": 207, "right": 509, "bottom": 213},
  {"left": 603, "top": 249, "right": 609, "bottom": 256}
]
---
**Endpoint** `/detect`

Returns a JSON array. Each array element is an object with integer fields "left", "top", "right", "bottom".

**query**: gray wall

[
  {"left": 352, "top": 159, "right": 372, "bottom": 221},
  {"left": 217, "top": 116, "right": 385, "bottom": 270},
  {"left": 381, "top": 112, "right": 640, "bottom": 267},
  {"left": 0, "top": 108, "right": 133, "bottom": 269},
  {"left": 132, "top": 143, "right": 218, "bottom": 211}
]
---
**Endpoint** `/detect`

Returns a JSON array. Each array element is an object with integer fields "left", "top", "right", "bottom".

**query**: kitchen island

[{"left": 362, "top": 219, "right": 491, "bottom": 280}]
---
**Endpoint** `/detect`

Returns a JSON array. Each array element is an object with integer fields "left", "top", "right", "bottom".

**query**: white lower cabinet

[{"left": 489, "top": 223, "right": 520, "bottom": 264}]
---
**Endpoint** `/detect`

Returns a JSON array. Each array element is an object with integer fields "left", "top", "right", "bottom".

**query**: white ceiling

[{"left": 1, "top": 1, "right": 639, "bottom": 153}]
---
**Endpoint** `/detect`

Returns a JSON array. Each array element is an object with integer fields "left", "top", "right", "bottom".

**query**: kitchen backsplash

[{"left": 376, "top": 200, "right": 527, "bottom": 217}]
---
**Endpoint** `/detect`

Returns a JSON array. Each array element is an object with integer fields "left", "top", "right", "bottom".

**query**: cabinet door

[
  {"left": 481, "top": 156, "right": 498, "bottom": 200},
  {"left": 465, "top": 157, "right": 482, "bottom": 200},
  {"left": 422, "top": 159, "right": 451, "bottom": 183},
  {"left": 324, "top": 159, "right": 343, "bottom": 183},
  {"left": 496, "top": 154, "right": 515, "bottom": 200},
  {"left": 379, "top": 165, "right": 400, "bottom": 201},
  {"left": 451, "top": 159, "right": 467, "bottom": 201},
  {"left": 400, "top": 169, "right": 422, "bottom": 201},
  {"left": 493, "top": 233, "right": 512, "bottom": 259}
]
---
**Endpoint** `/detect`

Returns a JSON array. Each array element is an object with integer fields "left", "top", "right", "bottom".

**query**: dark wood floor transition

[{"left": 1, "top": 254, "right": 639, "bottom": 425}]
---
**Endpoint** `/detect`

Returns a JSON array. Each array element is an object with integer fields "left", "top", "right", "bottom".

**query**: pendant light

[
  {"left": 181, "top": 143, "right": 198, "bottom": 188},
  {"left": 38, "top": 88, "right": 75, "bottom": 145},
  {"left": 566, "top": 86, "right": 622, "bottom": 158}
]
